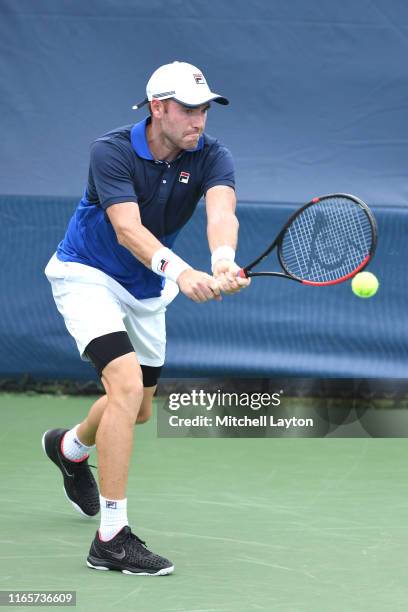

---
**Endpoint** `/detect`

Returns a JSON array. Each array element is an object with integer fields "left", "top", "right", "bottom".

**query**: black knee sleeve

[
  {"left": 84, "top": 332, "right": 134, "bottom": 377},
  {"left": 84, "top": 332, "right": 162, "bottom": 386},
  {"left": 140, "top": 365, "right": 162, "bottom": 387}
]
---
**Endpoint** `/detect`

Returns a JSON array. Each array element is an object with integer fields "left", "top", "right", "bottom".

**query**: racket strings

[{"left": 280, "top": 198, "right": 373, "bottom": 283}]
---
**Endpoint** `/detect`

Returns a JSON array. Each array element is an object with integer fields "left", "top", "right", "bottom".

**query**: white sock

[
  {"left": 99, "top": 496, "right": 128, "bottom": 541},
  {"left": 61, "top": 424, "right": 95, "bottom": 462}
]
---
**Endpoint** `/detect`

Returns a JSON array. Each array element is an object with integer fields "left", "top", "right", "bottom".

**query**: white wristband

[
  {"left": 151, "top": 247, "right": 191, "bottom": 283},
  {"left": 211, "top": 245, "right": 236, "bottom": 272}
]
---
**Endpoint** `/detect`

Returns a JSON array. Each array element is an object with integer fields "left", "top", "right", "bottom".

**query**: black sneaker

[
  {"left": 42, "top": 428, "right": 100, "bottom": 517},
  {"left": 87, "top": 526, "right": 174, "bottom": 576}
]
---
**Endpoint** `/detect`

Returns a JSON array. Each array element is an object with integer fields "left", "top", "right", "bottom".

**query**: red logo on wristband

[{"left": 159, "top": 258, "right": 169, "bottom": 272}]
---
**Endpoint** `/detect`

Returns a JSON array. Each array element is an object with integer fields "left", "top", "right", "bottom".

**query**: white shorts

[{"left": 45, "top": 253, "right": 179, "bottom": 367}]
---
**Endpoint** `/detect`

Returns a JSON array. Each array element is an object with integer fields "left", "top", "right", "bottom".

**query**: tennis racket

[{"left": 238, "top": 193, "right": 377, "bottom": 286}]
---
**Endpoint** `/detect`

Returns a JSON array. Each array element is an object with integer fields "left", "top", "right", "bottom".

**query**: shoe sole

[
  {"left": 86, "top": 559, "right": 174, "bottom": 576},
  {"left": 62, "top": 487, "right": 95, "bottom": 519},
  {"left": 41, "top": 431, "right": 97, "bottom": 519}
]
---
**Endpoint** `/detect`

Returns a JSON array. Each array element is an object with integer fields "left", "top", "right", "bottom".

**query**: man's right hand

[{"left": 177, "top": 269, "right": 222, "bottom": 303}]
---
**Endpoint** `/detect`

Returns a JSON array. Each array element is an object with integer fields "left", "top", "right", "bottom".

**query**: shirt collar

[{"left": 130, "top": 117, "right": 204, "bottom": 161}]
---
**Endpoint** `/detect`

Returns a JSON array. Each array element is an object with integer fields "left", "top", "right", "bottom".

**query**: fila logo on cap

[
  {"left": 193, "top": 73, "right": 206, "bottom": 85},
  {"left": 179, "top": 171, "right": 190, "bottom": 184}
]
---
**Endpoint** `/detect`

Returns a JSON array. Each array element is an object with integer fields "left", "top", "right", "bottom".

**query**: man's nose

[{"left": 191, "top": 115, "right": 205, "bottom": 131}]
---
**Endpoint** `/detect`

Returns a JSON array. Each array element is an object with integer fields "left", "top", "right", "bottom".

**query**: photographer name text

[{"left": 168, "top": 415, "right": 314, "bottom": 429}]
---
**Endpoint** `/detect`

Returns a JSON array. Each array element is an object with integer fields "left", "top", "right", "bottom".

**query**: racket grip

[{"left": 237, "top": 269, "right": 248, "bottom": 279}]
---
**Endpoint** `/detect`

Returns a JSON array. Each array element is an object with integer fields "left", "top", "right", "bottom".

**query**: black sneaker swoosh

[
  {"left": 106, "top": 547, "right": 126, "bottom": 560},
  {"left": 57, "top": 455, "right": 75, "bottom": 479}
]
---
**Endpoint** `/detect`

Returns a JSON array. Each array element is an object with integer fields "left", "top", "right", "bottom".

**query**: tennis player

[{"left": 42, "top": 61, "right": 249, "bottom": 575}]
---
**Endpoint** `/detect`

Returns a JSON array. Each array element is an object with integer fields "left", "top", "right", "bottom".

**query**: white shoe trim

[
  {"left": 86, "top": 561, "right": 109, "bottom": 571},
  {"left": 122, "top": 566, "right": 174, "bottom": 576},
  {"left": 62, "top": 487, "right": 95, "bottom": 518},
  {"left": 41, "top": 431, "right": 48, "bottom": 455}
]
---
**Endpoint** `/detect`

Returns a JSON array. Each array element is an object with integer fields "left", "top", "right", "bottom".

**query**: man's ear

[{"left": 150, "top": 99, "right": 167, "bottom": 118}]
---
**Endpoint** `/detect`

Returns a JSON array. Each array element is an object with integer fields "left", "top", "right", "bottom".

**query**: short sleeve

[
  {"left": 90, "top": 139, "right": 138, "bottom": 210},
  {"left": 202, "top": 145, "right": 235, "bottom": 195}
]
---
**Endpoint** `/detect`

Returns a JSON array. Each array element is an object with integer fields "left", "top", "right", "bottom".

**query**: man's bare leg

[
  {"left": 76, "top": 382, "right": 156, "bottom": 447},
  {"left": 93, "top": 352, "right": 143, "bottom": 499},
  {"left": 83, "top": 352, "right": 173, "bottom": 573}
]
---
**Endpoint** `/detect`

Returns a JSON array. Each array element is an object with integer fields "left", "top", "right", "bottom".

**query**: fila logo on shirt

[
  {"left": 193, "top": 73, "right": 206, "bottom": 85},
  {"left": 179, "top": 171, "right": 190, "bottom": 184}
]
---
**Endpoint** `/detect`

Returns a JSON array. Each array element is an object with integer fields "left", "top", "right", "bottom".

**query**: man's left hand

[{"left": 212, "top": 260, "right": 251, "bottom": 295}]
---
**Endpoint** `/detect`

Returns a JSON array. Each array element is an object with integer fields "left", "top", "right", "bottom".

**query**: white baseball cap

[{"left": 132, "top": 61, "right": 229, "bottom": 109}]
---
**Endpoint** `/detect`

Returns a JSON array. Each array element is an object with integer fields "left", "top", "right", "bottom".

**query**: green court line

[{"left": 1, "top": 393, "right": 408, "bottom": 612}]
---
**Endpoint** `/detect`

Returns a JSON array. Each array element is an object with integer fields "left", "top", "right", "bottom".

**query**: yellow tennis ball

[{"left": 351, "top": 271, "right": 379, "bottom": 298}]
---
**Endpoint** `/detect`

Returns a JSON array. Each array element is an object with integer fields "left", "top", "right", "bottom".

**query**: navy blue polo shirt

[{"left": 57, "top": 117, "right": 235, "bottom": 299}]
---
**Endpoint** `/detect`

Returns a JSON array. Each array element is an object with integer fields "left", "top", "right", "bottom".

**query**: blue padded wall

[{"left": 1, "top": 1, "right": 407, "bottom": 379}]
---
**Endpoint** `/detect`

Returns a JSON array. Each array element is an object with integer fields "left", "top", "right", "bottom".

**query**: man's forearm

[
  {"left": 116, "top": 223, "right": 164, "bottom": 268},
  {"left": 117, "top": 223, "right": 191, "bottom": 283},
  {"left": 207, "top": 212, "right": 239, "bottom": 253}
]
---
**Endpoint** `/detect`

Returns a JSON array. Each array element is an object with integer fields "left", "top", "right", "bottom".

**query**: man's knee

[
  {"left": 101, "top": 353, "right": 144, "bottom": 418},
  {"left": 136, "top": 406, "right": 152, "bottom": 424},
  {"left": 136, "top": 385, "right": 157, "bottom": 424},
  {"left": 134, "top": 366, "right": 161, "bottom": 424}
]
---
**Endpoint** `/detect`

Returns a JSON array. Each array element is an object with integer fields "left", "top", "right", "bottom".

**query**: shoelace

[
  {"left": 80, "top": 463, "right": 97, "bottom": 488},
  {"left": 123, "top": 530, "right": 147, "bottom": 549},
  {"left": 65, "top": 458, "right": 98, "bottom": 487}
]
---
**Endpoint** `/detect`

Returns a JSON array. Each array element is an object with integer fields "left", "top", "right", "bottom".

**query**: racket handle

[{"left": 237, "top": 268, "right": 249, "bottom": 279}]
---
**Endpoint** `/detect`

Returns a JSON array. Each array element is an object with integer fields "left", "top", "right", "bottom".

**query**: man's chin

[{"left": 183, "top": 135, "right": 200, "bottom": 149}]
